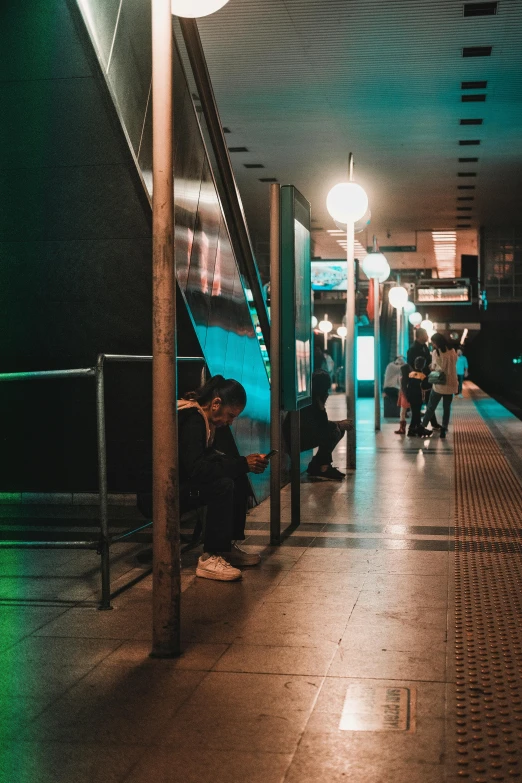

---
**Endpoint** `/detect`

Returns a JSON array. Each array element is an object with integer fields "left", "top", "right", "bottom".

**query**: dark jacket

[
  {"left": 178, "top": 408, "right": 249, "bottom": 486},
  {"left": 407, "top": 342, "right": 432, "bottom": 383},
  {"left": 405, "top": 371, "right": 429, "bottom": 406}
]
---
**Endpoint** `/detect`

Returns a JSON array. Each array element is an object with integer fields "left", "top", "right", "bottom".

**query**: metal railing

[{"left": 0, "top": 354, "right": 206, "bottom": 610}]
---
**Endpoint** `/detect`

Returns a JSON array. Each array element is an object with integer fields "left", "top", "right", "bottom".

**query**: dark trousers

[
  {"left": 304, "top": 421, "right": 345, "bottom": 468},
  {"left": 410, "top": 403, "right": 422, "bottom": 430},
  {"left": 422, "top": 390, "right": 453, "bottom": 429},
  {"left": 137, "top": 474, "right": 248, "bottom": 554},
  {"left": 457, "top": 375, "right": 464, "bottom": 395}
]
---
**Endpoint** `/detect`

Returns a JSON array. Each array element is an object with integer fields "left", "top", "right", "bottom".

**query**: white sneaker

[
  {"left": 196, "top": 554, "right": 242, "bottom": 581},
  {"left": 225, "top": 541, "right": 261, "bottom": 567}
]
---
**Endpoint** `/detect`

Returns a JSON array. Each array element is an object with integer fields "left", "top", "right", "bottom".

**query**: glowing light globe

[
  {"left": 388, "top": 286, "right": 409, "bottom": 309},
  {"left": 337, "top": 326, "right": 347, "bottom": 338},
  {"left": 421, "top": 319, "right": 434, "bottom": 336},
  {"left": 311, "top": 316, "right": 318, "bottom": 328},
  {"left": 326, "top": 182, "right": 368, "bottom": 224},
  {"left": 172, "top": 0, "right": 229, "bottom": 17},
  {"left": 361, "top": 252, "right": 390, "bottom": 283},
  {"left": 409, "top": 312, "right": 423, "bottom": 326},
  {"left": 318, "top": 318, "right": 333, "bottom": 334},
  {"left": 403, "top": 300, "right": 416, "bottom": 316},
  {"left": 334, "top": 208, "right": 371, "bottom": 235}
]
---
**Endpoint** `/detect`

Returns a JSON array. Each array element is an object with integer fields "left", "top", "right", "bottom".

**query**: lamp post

[
  {"left": 326, "top": 154, "right": 368, "bottom": 468},
  {"left": 361, "top": 250, "right": 390, "bottom": 431},
  {"left": 318, "top": 315, "right": 333, "bottom": 351},
  {"left": 150, "top": 0, "right": 231, "bottom": 659},
  {"left": 402, "top": 300, "right": 416, "bottom": 357}
]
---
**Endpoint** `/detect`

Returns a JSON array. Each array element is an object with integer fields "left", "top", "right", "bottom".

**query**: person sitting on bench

[
  {"left": 137, "top": 375, "right": 269, "bottom": 582},
  {"left": 284, "top": 369, "right": 353, "bottom": 482}
]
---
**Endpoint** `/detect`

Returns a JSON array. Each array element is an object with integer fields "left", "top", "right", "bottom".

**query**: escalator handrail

[{"left": 178, "top": 18, "right": 271, "bottom": 353}]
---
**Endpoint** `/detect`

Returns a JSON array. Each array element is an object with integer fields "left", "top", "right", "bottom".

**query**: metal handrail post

[{"left": 95, "top": 354, "right": 112, "bottom": 610}]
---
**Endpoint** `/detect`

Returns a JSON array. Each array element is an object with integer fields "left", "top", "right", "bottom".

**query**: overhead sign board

[
  {"left": 280, "top": 186, "right": 312, "bottom": 411},
  {"left": 415, "top": 279, "right": 472, "bottom": 304}
]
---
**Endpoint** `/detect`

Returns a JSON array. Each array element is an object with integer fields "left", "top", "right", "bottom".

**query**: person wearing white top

[
  {"left": 456, "top": 349, "right": 469, "bottom": 397},
  {"left": 421, "top": 333, "right": 458, "bottom": 438}
]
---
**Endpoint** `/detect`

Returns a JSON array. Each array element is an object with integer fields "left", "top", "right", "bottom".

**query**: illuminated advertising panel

[{"left": 280, "top": 186, "right": 312, "bottom": 411}]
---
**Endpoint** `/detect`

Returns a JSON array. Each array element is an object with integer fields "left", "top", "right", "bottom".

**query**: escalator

[{"left": 0, "top": 1, "right": 271, "bottom": 501}]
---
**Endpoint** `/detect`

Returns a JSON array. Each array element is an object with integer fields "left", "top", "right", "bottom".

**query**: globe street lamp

[
  {"left": 409, "top": 311, "right": 423, "bottom": 327},
  {"left": 361, "top": 250, "right": 390, "bottom": 431},
  {"left": 318, "top": 315, "right": 333, "bottom": 351},
  {"left": 171, "top": 0, "right": 229, "bottom": 16},
  {"left": 311, "top": 315, "right": 318, "bottom": 328},
  {"left": 337, "top": 325, "right": 347, "bottom": 355},
  {"left": 326, "top": 154, "right": 368, "bottom": 468}
]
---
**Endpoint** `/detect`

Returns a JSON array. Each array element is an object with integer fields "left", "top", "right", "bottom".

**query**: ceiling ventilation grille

[
  {"left": 461, "top": 81, "right": 487, "bottom": 89},
  {"left": 462, "top": 94, "right": 486, "bottom": 102},
  {"left": 228, "top": 146, "right": 248, "bottom": 152},
  {"left": 463, "top": 2, "right": 498, "bottom": 16},
  {"left": 462, "top": 46, "right": 492, "bottom": 57},
  {"left": 459, "top": 139, "right": 481, "bottom": 145},
  {"left": 460, "top": 119, "right": 483, "bottom": 125}
]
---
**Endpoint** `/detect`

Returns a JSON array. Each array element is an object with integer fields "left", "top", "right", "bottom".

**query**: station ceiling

[{"left": 197, "top": 0, "right": 522, "bottom": 269}]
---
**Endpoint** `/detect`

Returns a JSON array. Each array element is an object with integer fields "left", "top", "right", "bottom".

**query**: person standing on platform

[
  {"left": 407, "top": 328, "right": 441, "bottom": 430},
  {"left": 456, "top": 349, "right": 469, "bottom": 397},
  {"left": 421, "top": 333, "right": 458, "bottom": 439},
  {"left": 383, "top": 355, "right": 404, "bottom": 406},
  {"left": 406, "top": 356, "right": 432, "bottom": 437},
  {"left": 395, "top": 361, "right": 411, "bottom": 435}
]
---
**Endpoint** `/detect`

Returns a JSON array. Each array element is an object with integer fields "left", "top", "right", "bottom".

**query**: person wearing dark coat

[
  {"left": 407, "top": 328, "right": 441, "bottom": 429},
  {"left": 405, "top": 356, "right": 432, "bottom": 437},
  {"left": 137, "top": 375, "right": 269, "bottom": 582}
]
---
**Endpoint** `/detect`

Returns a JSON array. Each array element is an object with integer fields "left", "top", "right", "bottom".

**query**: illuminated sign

[
  {"left": 281, "top": 186, "right": 313, "bottom": 410},
  {"left": 415, "top": 282, "right": 471, "bottom": 304},
  {"left": 357, "top": 336, "right": 374, "bottom": 381}
]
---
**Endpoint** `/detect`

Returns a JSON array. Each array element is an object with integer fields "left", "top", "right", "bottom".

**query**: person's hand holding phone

[{"left": 246, "top": 453, "right": 270, "bottom": 474}]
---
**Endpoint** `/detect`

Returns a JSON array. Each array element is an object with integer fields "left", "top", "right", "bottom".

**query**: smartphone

[{"left": 264, "top": 449, "right": 279, "bottom": 459}]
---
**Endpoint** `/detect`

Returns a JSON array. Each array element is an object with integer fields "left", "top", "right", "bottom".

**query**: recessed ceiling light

[
  {"left": 460, "top": 119, "right": 483, "bottom": 125},
  {"left": 458, "top": 185, "right": 476, "bottom": 189},
  {"left": 228, "top": 147, "right": 248, "bottom": 152},
  {"left": 459, "top": 139, "right": 481, "bottom": 145},
  {"left": 457, "top": 207, "right": 473, "bottom": 211},
  {"left": 457, "top": 197, "right": 475, "bottom": 201},
  {"left": 258, "top": 177, "right": 278, "bottom": 182},
  {"left": 244, "top": 164, "right": 264, "bottom": 169},
  {"left": 459, "top": 157, "right": 479, "bottom": 162},
  {"left": 461, "top": 80, "right": 487, "bottom": 89},
  {"left": 457, "top": 224, "right": 472, "bottom": 228},
  {"left": 462, "top": 46, "right": 492, "bottom": 57},
  {"left": 463, "top": 2, "right": 498, "bottom": 17},
  {"left": 458, "top": 172, "right": 477, "bottom": 177},
  {"left": 462, "top": 94, "right": 486, "bottom": 102}
]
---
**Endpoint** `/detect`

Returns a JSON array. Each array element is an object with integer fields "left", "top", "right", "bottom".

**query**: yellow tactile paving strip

[{"left": 452, "top": 400, "right": 522, "bottom": 781}]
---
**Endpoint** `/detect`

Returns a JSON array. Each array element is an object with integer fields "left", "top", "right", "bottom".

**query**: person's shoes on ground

[
  {"left": 417, "top": 426, "right": 433, "bottom": 438},
  {"left": 307, "top": 465, "right": 345, "bottom": 481},
  {"left": 395, "top": 421, "right": 406, "bottom": 435},
  {"left": 225, "top": 541, "right": 261, "bottom": 567},
  {"left": 440, "top": 427, "right": 447, "bottom": 439},
  {"left": 431, "top": 422, "right": 441, "bottom": 430},
  {"left": 196, "top": 554, "right": 242, "bottom": 581}
]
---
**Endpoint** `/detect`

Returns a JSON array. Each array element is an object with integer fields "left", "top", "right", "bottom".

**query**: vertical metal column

[
  {"left": 269, "top": 184, "right": 281, "bottom": 546},
  {"left": 290, "top": 410, "right": 301, "bottom": 527},
  {"left": 373, "top": 277, "right": 381, "bottom": 431},
  {"left": 345, "top": 152, "right": 357, "bottom": 468},
  {"left": 151, "top": 0, "right": 180, "bottom": 658},
  {"left": 95, "top": 355, "right": 112, "bottom": 610}
]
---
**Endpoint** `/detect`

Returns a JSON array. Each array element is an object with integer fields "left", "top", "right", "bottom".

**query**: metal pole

[
  {"left": 373, "top": 277, "right": 381, "bottom": 431},
  {"left": 151, "top": 0, "right": 180, "bottom": 658},
  {"left": 396, "top": 306, "right": 402, "bottom": 357},
  {"left": 290, "top": 410, "right": 300, "bottom": 527},
  {"left": 269, "top": 183, "right": 281, "bottom": 546},
  {"left": 95, "top": 355, "right": 112, "bottom": 610},
  {"left": 345, "top": 220, "right": 356, "bottom": 468}
]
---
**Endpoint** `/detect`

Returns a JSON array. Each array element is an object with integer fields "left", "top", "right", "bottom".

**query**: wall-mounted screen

[
  {"left": 311, "top": 261, "right": 347, "bottom": 291},
  {"left": 415, "top": 281, "right": 471, "bottom": 304}
]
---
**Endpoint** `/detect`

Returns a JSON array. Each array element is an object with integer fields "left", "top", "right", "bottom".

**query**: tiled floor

[{"left": 1, "top": 389, "right": 511, "bottom": 782}]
